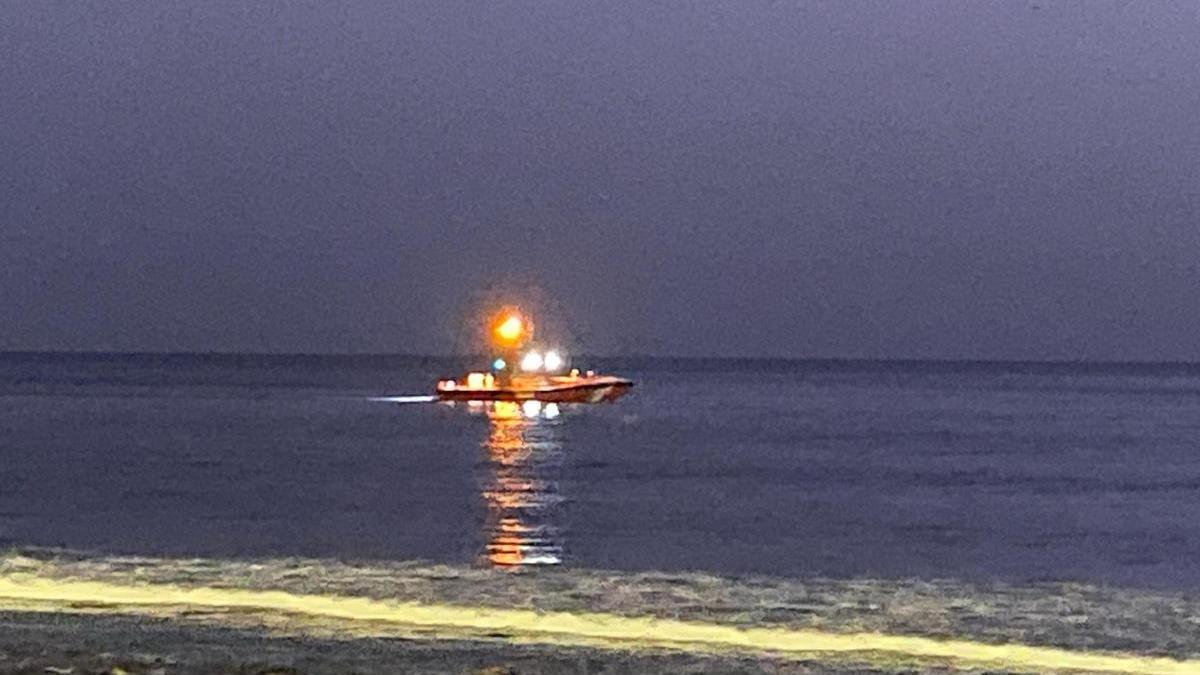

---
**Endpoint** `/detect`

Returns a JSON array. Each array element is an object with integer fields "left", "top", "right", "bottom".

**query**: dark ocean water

[{"left": 2, "top": 353, "right": 1199, "bottom": 589}]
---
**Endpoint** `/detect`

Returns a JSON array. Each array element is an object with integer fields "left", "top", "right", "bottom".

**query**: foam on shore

[{"left": 2, "top": 551, "right": 1200, "bottom": 673}]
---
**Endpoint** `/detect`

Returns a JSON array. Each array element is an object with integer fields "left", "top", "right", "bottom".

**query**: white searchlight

[{"left": 520, "top": 351, "right": 544, "bottom": 372}]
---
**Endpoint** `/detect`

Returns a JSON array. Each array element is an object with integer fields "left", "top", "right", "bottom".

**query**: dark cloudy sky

[{"left": 3, "top": 1, "right": 1198, "bottom": 359}]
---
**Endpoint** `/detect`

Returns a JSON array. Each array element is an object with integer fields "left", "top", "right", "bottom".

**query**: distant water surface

[{"left": 1, "top": 353, "right": 1199, "bottom": 589}]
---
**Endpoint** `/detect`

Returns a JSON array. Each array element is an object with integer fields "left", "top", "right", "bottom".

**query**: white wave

[{"left": 366, "top": 395, "right": 437, "bottom": 404}]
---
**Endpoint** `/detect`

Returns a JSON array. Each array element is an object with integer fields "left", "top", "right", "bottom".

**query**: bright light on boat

[
  {"left": 543, "top": 402, "right": 560, "bottom": 419},
  {"left": 520, "top": 351, "right": 543, "bottom": 372},
  {"left": 543, "top": 350, "right": 564, "bottom": 372},
  {"left": 493, "top": 358, "right": 506, "bottom": 371},
  {"left": 492, "top": 313, "right": 525, "bottom": 346},
  {"left": 522, "top": 400, "right": 542, "bottom": 418}
]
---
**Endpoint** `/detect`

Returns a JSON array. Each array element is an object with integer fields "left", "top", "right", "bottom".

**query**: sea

[{"left": 1, "top": 353, "right": 1198, "bottom": 589}]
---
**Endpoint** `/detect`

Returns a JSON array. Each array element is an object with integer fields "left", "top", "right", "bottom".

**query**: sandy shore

[
  {"left": 1, "top": 549, "right": 1198, "bottom": 674},
  {"left": 1, "top": 610, "right": 874, "bottom": 675}
]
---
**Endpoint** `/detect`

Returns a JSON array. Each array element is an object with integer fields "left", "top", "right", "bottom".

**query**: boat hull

[{"left": 436, "top": 376, "right": 633, "bottom": 404}]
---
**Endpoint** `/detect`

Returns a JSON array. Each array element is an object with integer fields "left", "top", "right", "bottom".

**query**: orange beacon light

[{"left": 490, "top": 308, "right": 530, "bottom": 348}]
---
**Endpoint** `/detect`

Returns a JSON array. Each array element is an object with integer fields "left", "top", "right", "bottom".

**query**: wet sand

[
  {"left": 1, "top": 549, "right": 1198, "bottom": 674},
  {"left": 0, "top": 611, "right": 873, "bottom": 675}
]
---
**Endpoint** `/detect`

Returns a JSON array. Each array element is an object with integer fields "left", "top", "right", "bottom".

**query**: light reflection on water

[{"left": 475, "top": 401, "right": 566, "bottom": 568}]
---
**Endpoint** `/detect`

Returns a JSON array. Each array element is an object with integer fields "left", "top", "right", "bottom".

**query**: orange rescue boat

[{"left": 435, "top": 306, "right": 634, "bottom": 404}]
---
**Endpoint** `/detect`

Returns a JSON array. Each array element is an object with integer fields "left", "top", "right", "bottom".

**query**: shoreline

[{"left": 2, "top": 550, "right": 1198, "bottom": 673}]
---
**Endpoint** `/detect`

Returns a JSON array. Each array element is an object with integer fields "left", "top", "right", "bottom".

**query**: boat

[{"left": 434, "top": 307, "right": 634, "bottom": 404}]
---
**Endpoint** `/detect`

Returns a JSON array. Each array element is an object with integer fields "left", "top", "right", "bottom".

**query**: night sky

[{"left": 3, "top": 1, "right": 1198, "bottom": 360}]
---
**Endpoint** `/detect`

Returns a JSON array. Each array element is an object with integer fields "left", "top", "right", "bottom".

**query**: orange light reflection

[{"left": 481, "top": 402, "right": 563, "bottom": 568}]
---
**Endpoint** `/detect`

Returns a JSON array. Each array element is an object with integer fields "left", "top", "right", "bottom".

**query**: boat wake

[{"left": 366, "top": 395, "right": 437, "bottom": 404}]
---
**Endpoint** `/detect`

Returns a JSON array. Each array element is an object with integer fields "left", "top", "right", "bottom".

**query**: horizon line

[{"left": 2, "top": 349, "right": 1200, "bottom": 368}]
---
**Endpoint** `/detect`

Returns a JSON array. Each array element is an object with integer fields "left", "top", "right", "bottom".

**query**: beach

[{"left": 1, "top": 550, "right": 1198, "bottom": 674}]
